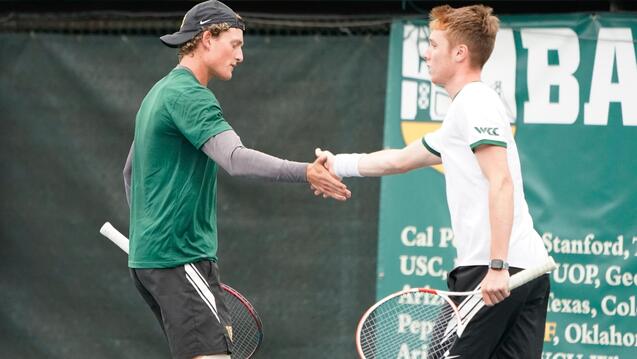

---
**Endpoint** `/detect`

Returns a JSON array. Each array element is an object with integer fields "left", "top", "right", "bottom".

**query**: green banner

[{"left": 379, "top": 13, "right": 637, "bottom": 358}]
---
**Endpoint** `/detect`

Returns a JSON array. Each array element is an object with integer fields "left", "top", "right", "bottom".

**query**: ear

[
  {"left": 455, "top": 44, "right": 469, "bottom": 63},
  {"left": 201, "top": 30, "right": 214, "bottom": 50}
]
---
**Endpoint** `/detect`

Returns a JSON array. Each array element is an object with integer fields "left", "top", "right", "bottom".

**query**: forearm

[
  {"left": 331, "top": 140, "right": 441, "bottom": 178},
  {"left": 488, "top": 179, "right": 513, "bottom": 260},
  {"left": 202, "top": 130, "right": 308, "bottom": 183},
  {"left": 358, "top": 149, "right": 410, "bottom": 176},
  {"left": 333, "top": 149, "right": 407, "bottom": 177},
  {"left": 225, "top": 147, "right": 308, "bottom": 182}
]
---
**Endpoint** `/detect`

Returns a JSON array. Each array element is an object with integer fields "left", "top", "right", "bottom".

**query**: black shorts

[
  {"left": 445, "top": 266, "right": 550, "bottom": 359},
  {"left": 130, "top": 260, "right": 233, "bottom": 359}
]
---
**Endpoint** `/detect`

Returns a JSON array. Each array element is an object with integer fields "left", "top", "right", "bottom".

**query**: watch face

[{"left": 490, "top": 259, "right": 505, "bottom": 269}]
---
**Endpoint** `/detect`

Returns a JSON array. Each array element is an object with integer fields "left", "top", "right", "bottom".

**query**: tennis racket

[
  {"left": 99, "top": 222, "right": 264, "bottom": 359},
  {"left": 356, "top": 257, "right": 556, "bottom": 359}
]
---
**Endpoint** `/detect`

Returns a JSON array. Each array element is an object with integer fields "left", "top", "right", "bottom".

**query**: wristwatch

[{"left": 489, "top": 259, "right": 509, "bottom": 270}]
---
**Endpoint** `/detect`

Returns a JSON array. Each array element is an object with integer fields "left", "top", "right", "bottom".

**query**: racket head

[
  {"left": 221, "top": 283, "right": 264, "bottom": 359},
  {"left": 355, "top": 258, "right": 557, "bottom": 358},
  {"left": 356, "top": 288, "right": 461, "bottom": 359}
]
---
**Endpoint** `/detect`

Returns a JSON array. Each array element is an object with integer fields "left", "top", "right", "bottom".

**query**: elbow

[
  {"left": 223, "top": 163, "right": 248, "bottom": 178},
  {"left": 389, "top": 158, "right": 411, "bottom": 174},
  {"left": 225, "top": 167, "right": 240, "bottom": 177},
  {"left": 221, "top": 164, "right": 236, "bottom": 176},
  {"left": 492, "top": 175, "right": 513, "bottom": 194},
  {"left": 389, "top": 148, "right": 418, "bottom": 174},
  {"left": 222, "top": 146, "right": 249, "bottom": 177}
]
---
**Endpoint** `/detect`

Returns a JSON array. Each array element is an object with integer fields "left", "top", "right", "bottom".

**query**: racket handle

[
  {"left": 508, "top": 257, "right": 556, "bottom": 290},
  {"left": 100, "top": 222, "right": 130, "bottom": 254}
]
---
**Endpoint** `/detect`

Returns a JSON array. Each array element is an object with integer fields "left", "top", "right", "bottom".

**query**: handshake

[{"left": 307, "top": 148, "right": 351, "bottom": 201}]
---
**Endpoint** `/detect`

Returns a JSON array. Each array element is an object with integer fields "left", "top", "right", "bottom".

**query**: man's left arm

[
  {"left": 475, "top": 144, "right": 514, "bottom": 306},
  {"left": 123, "top": 142, "right": 133, "bottom": 208}
]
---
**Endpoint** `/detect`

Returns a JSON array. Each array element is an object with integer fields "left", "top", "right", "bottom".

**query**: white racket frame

[{"left": 355, "top": 257, "right": 557, "bottom": 358}]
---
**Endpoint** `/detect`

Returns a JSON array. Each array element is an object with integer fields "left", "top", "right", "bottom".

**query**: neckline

[{"left": 452, "top": 81, "right": 482, "bottom": 101}]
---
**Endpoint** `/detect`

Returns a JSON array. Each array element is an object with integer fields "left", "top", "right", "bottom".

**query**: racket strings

[
  {"left": 359, "top": 294, "right": 458, "bottom": 359},
  {"left": 223, "top": 292, "right": 261, "bottom": 359}
]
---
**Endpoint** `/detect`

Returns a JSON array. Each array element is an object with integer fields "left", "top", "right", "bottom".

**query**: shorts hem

[{"left": 176, "top": 349, "right": 230, "bottom": 359}]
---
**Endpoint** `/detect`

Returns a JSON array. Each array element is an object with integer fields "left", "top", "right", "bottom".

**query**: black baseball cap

[{"left": 160, "top": 0, "right": 246, "bottom": 48}]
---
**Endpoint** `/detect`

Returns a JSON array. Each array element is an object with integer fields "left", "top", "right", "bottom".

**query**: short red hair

[{"left": 429, "top": 5, "right": 500, "bottom": 68}]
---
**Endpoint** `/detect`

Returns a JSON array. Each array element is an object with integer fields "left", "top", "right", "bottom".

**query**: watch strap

[{"left": 489, "top": 259, "right": 509, "bottom": 270}]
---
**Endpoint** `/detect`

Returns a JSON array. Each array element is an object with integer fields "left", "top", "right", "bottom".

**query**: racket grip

[
  {"left": 100, "top": 222, "right": 130, "bottom": 254},
  {"left": 508, "top": 257, "right": 556, "bottom": 290}
]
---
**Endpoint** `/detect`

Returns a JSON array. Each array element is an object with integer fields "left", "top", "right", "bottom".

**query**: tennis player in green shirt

[{"left": 122, "top": 2, "right": 350, "bottom": 358}]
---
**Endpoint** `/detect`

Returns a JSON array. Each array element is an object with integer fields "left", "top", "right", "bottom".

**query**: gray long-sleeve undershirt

[
  {"left": 123, "top": 142, "right": 133, "bottom": 206},
  {"left": 202, "top": 130, "right": 308, "bottom": 181},
  {"left": 123, "top": 130, "right": 308, "bottom": 205}
]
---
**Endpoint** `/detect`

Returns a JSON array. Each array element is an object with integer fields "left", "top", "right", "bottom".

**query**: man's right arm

[
  {"left": 202, "top": 130, "right": 350, "bottom": 200},
  {"left": 202, "top": 130, "right": 308, "bottom": 182},
  {"left": 318, "top": 139, "right": 442, "bottom": 178}
]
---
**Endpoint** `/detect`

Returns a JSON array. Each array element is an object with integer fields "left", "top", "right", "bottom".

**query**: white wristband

[{"left": 333, "top": 153, "right": 363, "bottom": 177}]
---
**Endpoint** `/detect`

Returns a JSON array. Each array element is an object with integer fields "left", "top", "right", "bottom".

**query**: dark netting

[
  {"left": 0, "top": 29, "right": 386, "bottom": 358},
  {"left": 0, "top": 11, "right": 417, "bottom": 35}
]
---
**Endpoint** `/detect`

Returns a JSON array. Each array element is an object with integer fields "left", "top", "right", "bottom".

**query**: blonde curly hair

[{"left": 178, "top": 22, "right": 232, "bottom": 61}]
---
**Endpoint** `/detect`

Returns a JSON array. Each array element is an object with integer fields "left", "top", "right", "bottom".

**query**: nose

[
  {"left": 236, "top": 48, "right": 244, "bottom": 64},
  {"left": 422, "top": 46, "right": 431, "bottom": 62}
]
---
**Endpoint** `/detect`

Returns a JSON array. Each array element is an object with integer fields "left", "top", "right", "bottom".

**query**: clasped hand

[{"left": 306, "top": 148, "right": 349, "bottom": 201}]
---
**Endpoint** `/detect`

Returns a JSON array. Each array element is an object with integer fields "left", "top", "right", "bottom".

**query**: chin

[
  {"left": 430, "top": 75, "right": 443, "bottom": 86},
  {"left": 220, "top": 71, "right": 233, "bottom": 81},
  {"left": 214, "top": 74, "right": 231, "bottom": 81}
]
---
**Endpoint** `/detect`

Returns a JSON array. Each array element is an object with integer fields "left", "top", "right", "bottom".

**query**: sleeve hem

[
  {"left": 421, "top": 137, "right": 441, "bottom": 157},
  {"left": 195, "top": 124, "right": 233, "bottom": 149},
  {"left": 470, "top": 139, "right": 507, "bottom": 152}
]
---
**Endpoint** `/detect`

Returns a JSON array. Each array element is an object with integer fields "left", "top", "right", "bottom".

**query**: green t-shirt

[{"left": 129, "top": 67, "right": 232, "bottom": 268}]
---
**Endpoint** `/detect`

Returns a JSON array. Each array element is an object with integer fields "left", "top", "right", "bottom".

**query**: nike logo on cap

[{"left": 200, "top": 19, "right": 212, "bottom": 25}]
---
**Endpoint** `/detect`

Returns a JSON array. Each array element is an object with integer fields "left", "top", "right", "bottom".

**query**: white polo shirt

[{"left": 423, "top": 82, "right": 548, "bottom": 269}]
